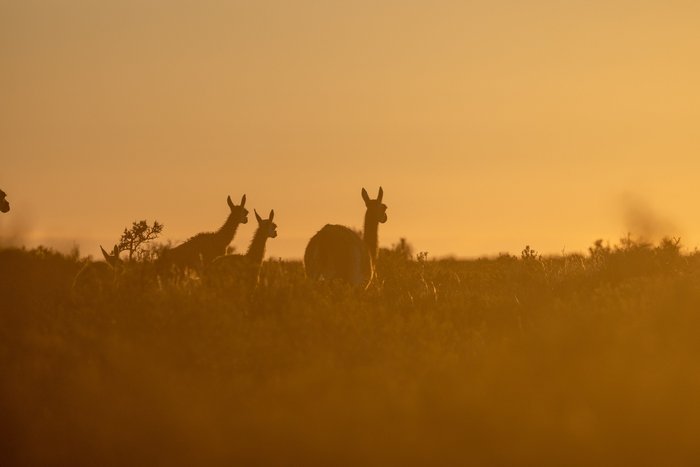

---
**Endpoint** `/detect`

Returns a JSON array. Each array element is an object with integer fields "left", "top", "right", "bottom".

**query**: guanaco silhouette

[
  {"left": 208, "top": 209, "right": 277, "bottom": 289},
  {"left": 72, "top": 245, "right": 123, "bottom": 302},
  {"left": 304, "top": 187, "right": 387, "bottom": 289},
  {"left": 160, "top": 194, "right": 248, "bottom": 272},
  {"left": 0, "top": 189, "right": 9, "bottom": 213}
]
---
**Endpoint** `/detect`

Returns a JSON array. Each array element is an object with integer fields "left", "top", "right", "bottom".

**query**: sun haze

[
  {"left": 2, "top": 1, "right": 699, "bottom": 257},
  {"left": 7, "top": 3, "right": 700, "bottom": 466}
]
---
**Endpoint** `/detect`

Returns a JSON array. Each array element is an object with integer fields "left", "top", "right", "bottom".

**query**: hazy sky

[{"left": 2, "top": 1, "right": 700, "bottom": 259}]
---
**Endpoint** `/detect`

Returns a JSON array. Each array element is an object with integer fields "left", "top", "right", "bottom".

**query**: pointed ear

[
  {"left": 361, "top": 188, "right": 370, "bottom": 205},
  {"left": 110, "top": 245, "right": 122, "bottom": 265},
  {"left": 255, "top": 209, "right": 263, "bottom": 223},
  {"left": 227, "top": 195, "right": 234, "bottom": 210},
  {"left": 269, "top": 209, "right": 274, "bottom": 221},
  {"left": 377, "top": 186, "right": 383, "bottom": 203},
  {"left": 240, "top": 194, "right": 246, "bottom": 207},
  {"left": 100, "top": 245, "right": 111, "bottom": 262}
]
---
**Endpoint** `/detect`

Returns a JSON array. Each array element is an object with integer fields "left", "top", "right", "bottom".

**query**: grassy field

[{"left": 2, "top": 238, "right": 700, "bottom": 466}]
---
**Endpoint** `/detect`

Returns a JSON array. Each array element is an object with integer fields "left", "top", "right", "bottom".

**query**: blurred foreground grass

[{"left": 2, "top": 238, "right": 700, "bottom": 466}]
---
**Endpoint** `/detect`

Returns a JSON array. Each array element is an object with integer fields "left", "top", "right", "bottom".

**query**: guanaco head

[
  {"left": 362, "top": 187, "right": 387, "bottom": 223},
  {"left": 254, "top": 209, "right": 277, "bottom": 238},
  {"left": 100, "top": 244, "right": 123, "bottom": 268},
  {"left": 0, "top": 189, "right": 9, "bottom": 213},
  {"left": 227, "top": 194, "right": 249, "bottom": 224}
]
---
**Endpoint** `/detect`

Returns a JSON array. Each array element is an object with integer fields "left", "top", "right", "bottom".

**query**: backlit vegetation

[{"left": 2, "top": 236, "right": 700, "bottom": 465}]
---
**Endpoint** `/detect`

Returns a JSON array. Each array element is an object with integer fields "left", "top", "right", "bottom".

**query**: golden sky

[{"left": 2, "top": 1, "right": 700, "bottom": 258}]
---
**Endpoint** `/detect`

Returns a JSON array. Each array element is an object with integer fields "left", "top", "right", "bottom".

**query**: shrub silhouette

[{"left": 118, "top": 219, "right": 163, "bottom": 261}]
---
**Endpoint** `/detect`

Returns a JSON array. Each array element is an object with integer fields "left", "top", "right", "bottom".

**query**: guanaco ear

[
  {"left": 269, "top": 209, "right": 274, "bottom": 221},
  {"left": 361, "top": 188, "right": 370, "bottom": 205},
  {"left": 227, "top": 195, "right": 234, "bottom": 210},
  {"left": 255, "top": 209, "right": 263, "bottom": 223},
  {"left": 377, "top": 186, "right": 384, "bottom": 203},
  {"left": 240, "top": 194, "right": 247, "bottom": 207},
  {"left": 112, "top": 245, "right": 120, "bottom": 256},
  {"left": 100, "top": 245, "right": 111, "bottom": 262}
]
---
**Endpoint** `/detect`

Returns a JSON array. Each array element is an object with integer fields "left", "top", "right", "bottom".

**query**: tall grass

[{"left": 2, "top": 238, "right": 700, "bottom": 466}]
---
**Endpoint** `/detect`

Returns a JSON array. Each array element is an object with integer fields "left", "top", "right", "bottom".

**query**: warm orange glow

[
  {"left": 3, "top": 2, "right": 700, "bottom": 257},
  {"left": 3, "top": 3, "right": 700, "bottom": 464}
]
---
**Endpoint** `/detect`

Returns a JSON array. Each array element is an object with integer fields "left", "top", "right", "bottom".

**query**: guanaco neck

[
  {"left": 246, "top": 228, "right": 269, "bottom": 266},
  {"left": 214, "top": 211, "right": 242, "bottom": 247},
  {"left": 363, "top": 211, "right": 379, "bottom": 263}
]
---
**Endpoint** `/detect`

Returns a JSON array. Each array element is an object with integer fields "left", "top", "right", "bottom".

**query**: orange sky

[{"left": 2, "top": 1, "right": 700, "bottom": 259}]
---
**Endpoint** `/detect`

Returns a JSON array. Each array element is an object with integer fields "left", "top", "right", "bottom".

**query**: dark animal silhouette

[
  {"left": 304, "top": 187, "right": 387, "bottom": 289},
  {"left": 160, "top": 194, "right": 248, "bottom": 272},
  {"left": 208, "top": 209, "right": 277, "bottom": 289},
  {"left": 0, "top": 189, "right": 9, "bottom": 213},
  {"left": 72, "top": 245, "right": 123, "bottom": 301}
]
